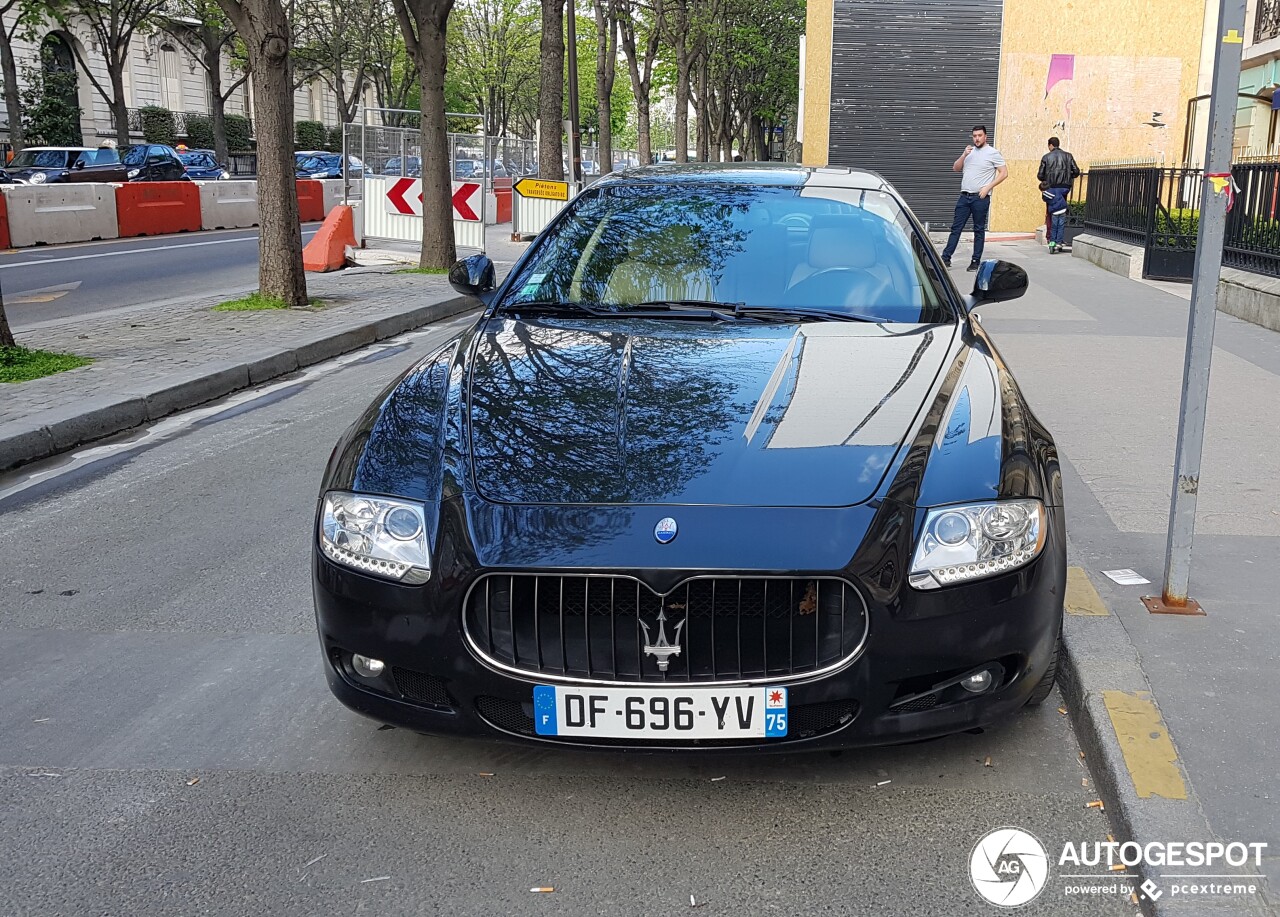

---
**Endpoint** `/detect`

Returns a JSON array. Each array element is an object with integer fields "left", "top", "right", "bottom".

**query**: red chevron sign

[{"left": 384, "top": 178, "right": 483, "bottom": 222}]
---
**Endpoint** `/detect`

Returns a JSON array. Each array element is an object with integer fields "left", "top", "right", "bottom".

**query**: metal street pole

[
  {"left": 1152, "top": 0, "right": 1247, "bottom": 615},
  {"left": 565, "top": 0, "right": 583, "bottom": 184}
]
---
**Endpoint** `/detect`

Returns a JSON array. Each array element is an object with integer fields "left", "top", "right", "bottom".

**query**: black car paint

[{"left": 312, "top": 164, "right": 1063, "bottom": 750}]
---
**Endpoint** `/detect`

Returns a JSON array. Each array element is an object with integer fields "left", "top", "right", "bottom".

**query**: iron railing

[
  {"left": 1080, "top": 162, "right": 1280, "bottom": 279},
  {"left": 1256, "top": 0, "right": 1280, "bottom": 43}
]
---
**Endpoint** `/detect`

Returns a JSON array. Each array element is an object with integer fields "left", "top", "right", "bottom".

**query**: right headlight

[
  {"left": 126, "top": 168, "right": 140, "bottom": 179},
  {"left": 31, "top": 171, "right": 46, "bottom": 183},
  {"left": 908, "top": 499, "right": 1046, "bottom": 590},
  {"left": 319, "top": 491, "right": 431, "bottom": 584}
]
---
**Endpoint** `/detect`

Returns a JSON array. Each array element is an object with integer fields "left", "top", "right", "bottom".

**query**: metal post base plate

[{"left": 1142, "top": 596, "right": 1206, "bottom": 616}]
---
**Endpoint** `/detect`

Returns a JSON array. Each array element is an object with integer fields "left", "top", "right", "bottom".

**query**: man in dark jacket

[
  {"left": 1037, "top": 137, "right": 1080, "bottom": 250},
  {"left": 1037, "top": 137, "right": 1080, "bottom": 189}
]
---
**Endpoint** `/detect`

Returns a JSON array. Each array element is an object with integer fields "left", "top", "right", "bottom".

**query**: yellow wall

[
  {"left": 800, "top": 0, "right": 833, "bottom": 166},
  {"left": 992, "top": 0, "right": 1207, "bottom": 231}
]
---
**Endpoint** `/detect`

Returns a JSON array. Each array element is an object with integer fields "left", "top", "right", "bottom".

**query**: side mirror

[
  {"left": 73, "top": 160, "right": 86, "bottom": 170},
  {"left": 971, "top": 259, "right": 1028, "bottom": 305},
  {"left": 448, "top": 253, "right": 496, "bottom": 301}
]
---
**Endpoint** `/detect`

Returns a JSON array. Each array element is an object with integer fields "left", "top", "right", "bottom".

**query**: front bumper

[{"left": 312, "top": 507, "right": 1065, "bottom": 752}]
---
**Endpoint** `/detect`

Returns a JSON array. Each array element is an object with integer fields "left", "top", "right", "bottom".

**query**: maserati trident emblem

[
  {"left": 654, "top": 517, "right": 678, "bottom": 544},
  {"left": 640, "top": 608, "right": 685, "bottom": 671}
]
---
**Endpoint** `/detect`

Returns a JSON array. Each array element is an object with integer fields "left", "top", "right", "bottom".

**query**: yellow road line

[
  {"left": 1103, "top": 691, "right": 1188, "bottom": 800},
  {"left": 1066, "top": 566, "right": 1110, "bottom": 615}
]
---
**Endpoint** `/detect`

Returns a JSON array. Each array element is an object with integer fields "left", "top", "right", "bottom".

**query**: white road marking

[{"left": 0, "top": 230, "right": 320, "bottom": 270}]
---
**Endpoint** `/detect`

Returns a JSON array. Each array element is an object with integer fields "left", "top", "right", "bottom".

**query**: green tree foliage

[
  {"left": 19, "top": 59, "right": 82, "bottom": 146},
  {"left": 184, "top": 112, "right": 217, "bottom": 149},
  {"left": 140, "top": 105, "right": 177, "bottom": 144},
  {"left": 295, "top": 119, "right": 328, "bottom": 149},
  {"left": 447, "top": 0, "right": 540, "bottom": 137},
  {"left": 225, "top": 113, "right": 253, "bottom": 150}
]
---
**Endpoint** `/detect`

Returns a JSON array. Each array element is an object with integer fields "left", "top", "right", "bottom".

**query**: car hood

[{"left": 468, "top": 317, "right": 954, "bottom": 507}]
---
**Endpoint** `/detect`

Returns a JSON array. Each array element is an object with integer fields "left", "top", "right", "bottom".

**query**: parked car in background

[
  {"left": 6, "top": 147, "right": 122, "bottom": 184},
  {"left": 176, "top": 148, "right": 231, "bottom": 180},
  {"left": 383, "top": 156, "right": 422, "bottom": 177},
  {"left": 296, "top": 153, "right": 364, "bottom": 179},
  {"left": 454, "top": 159, "right": 483, "bottom": 180}
]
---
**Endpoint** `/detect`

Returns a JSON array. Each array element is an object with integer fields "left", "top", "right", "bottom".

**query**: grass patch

[
  {"left": 0, "top": 345, "right": 92, "bottom": 383},
  {"left": 212, "top": 293, "right": 325, "bottom": 312},
  {"left": 395, "top": 266, "right": 449, "bottom": 275}
]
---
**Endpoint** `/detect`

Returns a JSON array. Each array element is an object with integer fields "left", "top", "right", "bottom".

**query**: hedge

[
  {"left": 184, "top": 112, "right": 216, "bottom": 151},
  {"left": 140, "top": 106, "right": 177, "bottom": 146},
  {"left": 225, "top": 114, "right": 253, "bottom": 152},
  {"left": 295, "top": 120, "right": 327, "bottom": 151},
  {"left": 326, "top": 124, "right": 344, "bottom": 153}
]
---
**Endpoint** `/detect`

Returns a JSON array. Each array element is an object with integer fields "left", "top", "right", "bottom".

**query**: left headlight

[
  {"left": 319, "top": 491, "right": 431, "bottom": 584},
  {"left": 31, "top": 171, "right": 46, "bottom": 183},
  {"left": 908, "top": 499, "right": 1046, "bottom": 590}
]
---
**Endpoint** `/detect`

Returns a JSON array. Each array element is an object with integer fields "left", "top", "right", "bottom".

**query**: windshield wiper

[
  {"left": 498, "top": 300, "right": 611, "bottom": 317},
  {"left": 501, "top": 299, "right": 749, "bottom": 321},
  {"left": 732, "top": 306, "right": 883, "bottom": 324}
]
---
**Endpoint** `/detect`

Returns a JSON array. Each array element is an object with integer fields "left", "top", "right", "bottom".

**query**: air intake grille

[{"left": 465, "top": 575, "right": 869, "bottom": 684}]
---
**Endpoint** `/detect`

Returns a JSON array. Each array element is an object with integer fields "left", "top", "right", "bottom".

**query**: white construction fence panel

[{"left": 363, "top": 175, "right": 485, "bottom": 250}]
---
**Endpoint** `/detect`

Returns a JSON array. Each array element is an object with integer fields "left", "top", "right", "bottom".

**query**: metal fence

[{"left": 1078, "top": 162, "right": 1280, "bottom": 280}]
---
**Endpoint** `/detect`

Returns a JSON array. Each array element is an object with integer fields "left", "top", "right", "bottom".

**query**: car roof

[
  {"left": 23, "top": 147, "right": 96, "bottom": 152},
  {"left": 593, "top": 162, "right": 892, "bottom": 192}
]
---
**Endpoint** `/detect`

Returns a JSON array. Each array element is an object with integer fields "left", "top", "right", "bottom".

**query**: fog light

[
  {"left": 352, "top": 654, "right": 386, "bottom": 679},
  {"left": 961, "top": 669, "right": 994, "bottom": 694}
]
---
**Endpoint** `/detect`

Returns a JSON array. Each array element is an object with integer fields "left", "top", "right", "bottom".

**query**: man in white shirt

[{"left": 940, "top": 125, "right": 1008, "bottom": 271}]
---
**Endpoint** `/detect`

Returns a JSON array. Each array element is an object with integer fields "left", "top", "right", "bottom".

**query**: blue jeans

[
  {"left": 1049, "top": 212, "right": 1066, "bottom": 245},
  {"left": 942, "top": 192, "right": 991, "bottom": 264}
]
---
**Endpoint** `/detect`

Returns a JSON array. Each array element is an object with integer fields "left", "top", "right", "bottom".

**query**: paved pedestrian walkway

[
  {"left": 963, "top": 237, "right": 1280, "bottom": 911},
  {"left": 2, "top": 268, "right": 457, "bottom": 427}
]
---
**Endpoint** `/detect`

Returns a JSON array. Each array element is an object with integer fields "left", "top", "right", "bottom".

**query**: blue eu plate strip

[
  {"left": 533, "top": 685, "right": 558, "bottom": 735},
  {"left": 764, "top": 686, "right": 788, "bottom": 737}
]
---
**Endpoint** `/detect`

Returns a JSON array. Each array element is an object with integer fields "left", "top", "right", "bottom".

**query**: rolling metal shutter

[{"left": 828, "top": 0, "right": 1003, "bottom": 226}]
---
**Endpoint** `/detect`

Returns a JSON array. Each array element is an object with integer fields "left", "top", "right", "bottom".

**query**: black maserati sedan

[{"left": 312, "top": 163, "right": 1065, "bottom": 750}]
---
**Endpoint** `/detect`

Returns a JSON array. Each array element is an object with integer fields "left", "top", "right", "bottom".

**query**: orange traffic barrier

[
  {"left": 295, "top": 180, "right": 325, "bottom": 222},
  {"left": 0, "top": 191, "right": 10, "bottom": 249},
  {"left": 115, "top": 181, "right": 202, "bottom": 238},
  {"left": 303, "top": 204, "right": 357, "bottom": 272}
]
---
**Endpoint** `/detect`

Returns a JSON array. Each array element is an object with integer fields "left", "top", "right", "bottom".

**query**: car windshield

[
  {"left": 501, "top": 182, "right": 952, "bottom": 324},
  {"left": 122, "top": 146, "right": 147, "bottom": 166},
  {"left": 299, "top": 155, "right": 336, "bottom": 170},
  {"left": 179, "top": 152, "right": 216, "bottom": 167},
  {"left": 10, "top": 150, "right": 74, "bottom": 169}
]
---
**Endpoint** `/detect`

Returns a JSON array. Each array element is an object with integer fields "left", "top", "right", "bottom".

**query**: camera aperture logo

[{"left": 970, "top": 827, "right": 1050, "bottom": 908}]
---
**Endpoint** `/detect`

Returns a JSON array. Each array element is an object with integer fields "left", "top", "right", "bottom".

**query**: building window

[{"left": 160, "top": 44, "right": 183, "bottom": 111}]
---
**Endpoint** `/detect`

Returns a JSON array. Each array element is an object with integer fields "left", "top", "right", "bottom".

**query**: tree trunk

[
  {"left": 205, "top": 39, "right": 230, "bottom": 163},
  {"left": 594, "top": 0, "right": 614, "bottom": 174},
  {"left": 0, "top": 26, "right": 25, "bottom": 154},
  {"left": 695, "top": 58, "right": 708, "bottom": 161},
  {"left": 0, "top": 296, "right": 15, "bottom": 347},
  {"left": 109, "top": 66, "right": 130, "bottom": 148},
  {"left": 415, "top": 14, "right": 456, "bottom": 269},
  {"left": 538, "top": 0, "right": 564, "bottom": 181},
  {"left": 672, "top": 1, "right": 688, "bottom": 162},
  {"left": 248, "top": 42, "right": 307, "bottom": 305}
]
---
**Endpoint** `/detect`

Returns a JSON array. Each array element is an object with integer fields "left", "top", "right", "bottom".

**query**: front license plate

[{"left": 532, "top": 685, "right": 788, "bottom": 739}]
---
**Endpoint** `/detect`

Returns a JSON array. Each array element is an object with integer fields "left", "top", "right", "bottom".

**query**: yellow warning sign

[{"left": 513, "top": 178, "right": 570, "bottom": 201}]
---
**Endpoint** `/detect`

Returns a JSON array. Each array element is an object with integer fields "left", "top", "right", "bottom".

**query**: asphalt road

[
  {"left": 0, "top": 316, "right": 1131, "bottom": 917},
  {"left": 0, "top": 224, "right": 322, "bottom": 329}
]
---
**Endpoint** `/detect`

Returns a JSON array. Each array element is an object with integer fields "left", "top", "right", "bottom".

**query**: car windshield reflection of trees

[{"left": 501, "top": 183, "right": 947, "bottom": 324}]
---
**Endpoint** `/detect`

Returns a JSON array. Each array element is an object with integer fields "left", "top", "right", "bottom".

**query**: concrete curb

[
  {"left": 0, "top": 294, "right": 474, "bottom": 473},
  {"left": 1059, "top": 608, "right": 1271, "bottom": 915}
]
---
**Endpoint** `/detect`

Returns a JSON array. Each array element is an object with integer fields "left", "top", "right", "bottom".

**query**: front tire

[{"left": 1025, "top": 634, "right": 1061, "bottom": 706}]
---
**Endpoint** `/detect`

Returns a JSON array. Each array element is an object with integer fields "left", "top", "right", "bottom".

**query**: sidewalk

[
  {"left": 963, "top": 236, "right": 1280, "bottom": 914},
  {"left": 0, "top": 267, "right": 476, "bottom": 471}
]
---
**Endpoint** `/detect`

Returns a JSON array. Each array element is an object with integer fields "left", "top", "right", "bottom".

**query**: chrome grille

[{"left": 464, "top": 575, "right": 868, "bottom": 684}]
